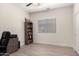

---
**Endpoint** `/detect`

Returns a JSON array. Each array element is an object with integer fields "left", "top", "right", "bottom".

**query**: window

[{"left": 38, "top": 19, "right": 56, "bottom": 33}]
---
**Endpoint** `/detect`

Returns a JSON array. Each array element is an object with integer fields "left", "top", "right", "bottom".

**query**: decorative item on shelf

[
  {"left": 25, "top": 18, "right": 27, "bottom": 22},
  {"left": 29, "top": 35, "right": 31, "bottom": 38},
  {"left": 25, "top": 18, "right": 30, "bottom": 22}
]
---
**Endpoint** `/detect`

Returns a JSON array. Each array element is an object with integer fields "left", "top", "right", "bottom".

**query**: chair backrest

[{"left": 0, "top": 31, "right": 11, "bottom": 46}]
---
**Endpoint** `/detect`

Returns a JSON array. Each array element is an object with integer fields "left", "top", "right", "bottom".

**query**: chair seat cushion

[
  {"left": 0, "top": 45, "right": 6, "bottom": 48},
  {"left": 0, "top": 45, "right": 6, "bottom": 53}
]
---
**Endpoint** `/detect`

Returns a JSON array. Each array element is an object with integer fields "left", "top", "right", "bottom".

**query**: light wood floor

[{"left": 10, "top": 43, "right": 78, "bottom": 56}]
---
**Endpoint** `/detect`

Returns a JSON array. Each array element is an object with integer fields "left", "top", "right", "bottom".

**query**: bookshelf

[{"left": 24, "top": 20, "right": 33, "bottom": 45}]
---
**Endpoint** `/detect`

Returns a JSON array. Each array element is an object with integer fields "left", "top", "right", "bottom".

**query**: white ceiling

[{"left": 13, "top": 3, "right": 73, "bottom": 13}]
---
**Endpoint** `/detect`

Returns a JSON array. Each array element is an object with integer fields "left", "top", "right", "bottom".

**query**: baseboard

[{"left": 34, "top": 41, "right": 72, "bottom": 48}]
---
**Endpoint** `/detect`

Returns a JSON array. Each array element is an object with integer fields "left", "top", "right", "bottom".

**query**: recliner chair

[
  {"left": 0, "top": 31, "right": 11, "bottom": 53},
  {"left": 0, "top": 31, "right": 20, "bottom": 53}
]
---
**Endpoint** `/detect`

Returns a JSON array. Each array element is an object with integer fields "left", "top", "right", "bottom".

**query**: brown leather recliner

[{"left": 0, "top": 31, "right": 20, "bottom": 53}]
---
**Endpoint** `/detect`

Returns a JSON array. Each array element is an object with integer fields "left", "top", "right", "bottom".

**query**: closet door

[{"left": 75, "top": 13, "right": 79, "bottom": 52}]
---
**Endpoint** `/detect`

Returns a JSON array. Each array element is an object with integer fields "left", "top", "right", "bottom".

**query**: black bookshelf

[{"left": 24, "top": 20, "right": 33, "bottom": 45}]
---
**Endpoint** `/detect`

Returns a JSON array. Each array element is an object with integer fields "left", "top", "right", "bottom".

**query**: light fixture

[{"left": 26, "top": 3, "right": 40, "bottom": 7}]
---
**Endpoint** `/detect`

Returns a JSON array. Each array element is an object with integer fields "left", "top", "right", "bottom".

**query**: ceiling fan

[
  {"left": 26, "top": 3, "right": 40, "bottom": 7},
  {"left": 26, "top": 3, "right": 32, "bottom": 6}
]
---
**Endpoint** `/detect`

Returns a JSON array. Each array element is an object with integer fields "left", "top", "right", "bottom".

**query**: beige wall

[
  {"left": 0, "top": 4, "right": 30, "bottom": 46},
  {"left": 30, "top": 6, "right": 73, "bottom": 47},
  {"left": 73, "top": 4, "right": 79, "bottom": 54}
]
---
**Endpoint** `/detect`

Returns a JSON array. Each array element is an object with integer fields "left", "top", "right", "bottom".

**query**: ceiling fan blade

[{"left": 26, "top": 3, "right": 32, "bottom": 6}]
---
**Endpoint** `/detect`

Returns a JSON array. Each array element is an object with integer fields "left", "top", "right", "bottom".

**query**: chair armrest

[
  {"left": 10, "top": 34, "right": 17, "bottom": 38},
  {"left": 7, "top": 38, "right": 18, "bottom": 53}
]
